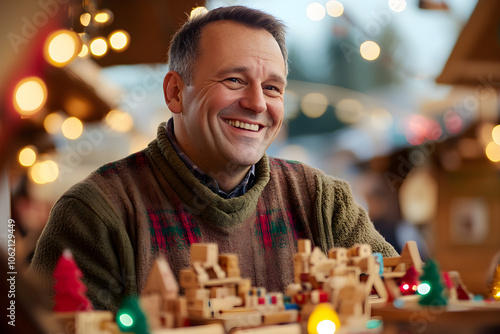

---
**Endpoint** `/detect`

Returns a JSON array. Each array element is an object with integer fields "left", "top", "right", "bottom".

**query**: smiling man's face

[{"left": 172, "top": 20, "right": 286, "bottom": 175}]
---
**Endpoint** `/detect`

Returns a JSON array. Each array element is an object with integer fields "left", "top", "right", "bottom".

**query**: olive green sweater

[{"left": 30, "top": 123, "right": 397, "bottom": 312}]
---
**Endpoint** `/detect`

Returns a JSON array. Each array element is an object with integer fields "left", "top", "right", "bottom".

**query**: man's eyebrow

[{"left": 216, "top": 67, "right": 287, "bottom": 86}]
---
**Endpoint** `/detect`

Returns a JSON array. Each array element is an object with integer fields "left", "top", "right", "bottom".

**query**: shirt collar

[{"left": 164, "top": 118, "right": 255, "bottom": 199}]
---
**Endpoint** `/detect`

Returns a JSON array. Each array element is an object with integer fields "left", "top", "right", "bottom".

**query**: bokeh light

[
  {"left": 44, "top": 112, "right": 64, "bottom": 134},
  {"left": 106, "top": 109, "right": 134, "bottom": 133},
  {"left": 326, "top": 1, "right": 344, "bottom": 17},
  {"left": 90, "top": 37, "right": 108, "bottom": 57},
  {"left": 370, "top": 108, "right": 393, "bottom": 130},
  {"left": 109, "top": 30, "right": 130, "bottom": 51},
  {"left": 360, "top": 41, "right": 381, "bottom": 61},
  {"left": 485, "top": 141, "right": 500, "bottom": 162},
  {"left": 30, "top": 160, "right": 59, "bottom": 184},
  {"left": 95, "top": 9, "right": 113, "bottom": 24},
  {"left": 61, "top": 117, "right": 83, "bottom": 140},
  {"left": 307, "top": 3, "right": 326, "bottom": 21},
  {"left": 335, "top": 99, "right": 364, "bottom": 124},
  {"left": 492, "top": 125, "right": 500, "bottom": 145},
  {"left": 389, "top": 0, "right": 407, "bottom": 13},
  {"left": 417, "top": 282, "right": 431, "bottom": 295},
  {"left": 13, "top": 76, "right": 47, "bottom": 117},
  {"left": 301, "top": 93, "right": 329, "bottom": 118},
  {"left": 80, "top": 13, "right": 91, "bottom": 27},
  {"left": 18, "top": 146, "right": 37, "bottom": 167},
  {"left": 44, "top": 29, "right": 81, "bottom": 67}
]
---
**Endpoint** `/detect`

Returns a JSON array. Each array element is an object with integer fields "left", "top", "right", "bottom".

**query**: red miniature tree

[
  {"left": 399, "top": 266, "right": 419, "bottom": 296},
  {"left": 53, "top": 249, "right": 93, "bottom": 312}
]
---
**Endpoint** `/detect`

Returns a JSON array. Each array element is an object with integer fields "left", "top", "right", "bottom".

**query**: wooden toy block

[
  {"left": 152, "top": 323, "right": 225, "bottom": 334},
  {"left": 328, "top": 247, "right": 348, "bottom": 265},
  {"left": 210, "top": 286, "right": 230, "bottom": 299},
  {"left": 142, "top": 256, "right": 178, "bottom": 299},
  {"left": 383, "top": 241, "right": 423, "bottom": 274},
  {"left": 76, "top": 311, "right": 120, "bottom": 334},
  {"left": 262, "top": 310, "right": 298, "bottom": 325},
  {"left": 219, "top": 254, "right": 239, "bottom": 269},
  {"left": 210, "top": 296, "right": 243, "bottom": 315},
  {"left": 308, "top": 247, "right": 328, "bottom": 266},
  {"left": 348, "top": 244, "right": 372, "bottom": 258},
  {"left": 232, "top": 323, "right": 301, "bottom": 334},
  {"left": 141, "top": 293, "right": 164, "bottom": 329},
  {"left": 180, "top": 269, "right": 200, "bottom": 288},
  {"left": 218, "top": 309, "right": 263, "bottom": 329},
  {"left": 297, "top": 239, "right": 312, "bottom": 254},
  {"left": 185, "top": 288, "right": 210, "bottom": 303},
  {"left": 191, "top": 243, "right": 219, "bottom": 265},
  {"left": 237, "top": 279, "right": 252, "bottom": 299}
]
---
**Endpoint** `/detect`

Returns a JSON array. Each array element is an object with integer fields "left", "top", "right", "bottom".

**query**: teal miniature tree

[
  {"left": 116, "top": 295, "right": 150, "bottom": 334},
  {"left": 53, "top": 249, "right": 93, "bottom": 312},
  {"left": 418, "top": 259, "right": 447, "bottom": 306}
]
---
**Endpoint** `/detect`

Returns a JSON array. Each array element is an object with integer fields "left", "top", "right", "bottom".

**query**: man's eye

[{"left": 225, "top": 78, "right": 240, "bottom": 83}]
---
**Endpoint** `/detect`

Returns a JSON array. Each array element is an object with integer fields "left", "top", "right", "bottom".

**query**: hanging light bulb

[{"left": 44, "top": 29, "right": 81, "bottom": 67}]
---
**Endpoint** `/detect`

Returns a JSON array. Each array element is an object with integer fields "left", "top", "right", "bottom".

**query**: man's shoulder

[
  {"left": 92, "top": 149, "right": 150, "bottom": 179},
  {"left": 267, "top": 156, "right": 321, "bottom": 176}
]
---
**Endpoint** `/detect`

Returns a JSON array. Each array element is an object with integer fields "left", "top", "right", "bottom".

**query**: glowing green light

[
  {"left": 418, "top": 282, "right": 431, "bottom": 295},
  {"left": 366, "top": 319, "right": 382, "bottom": 329},
  {"left": 317, "top": 320, "right": 336, "bottom": 334},
  {"left": 119, "top": 313, "right": 134, "bottom": 327}
]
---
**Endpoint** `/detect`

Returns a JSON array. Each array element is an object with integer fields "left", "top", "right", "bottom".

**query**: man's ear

[{"left": 163, "top": 71, "right": 184, "bottom": 114}]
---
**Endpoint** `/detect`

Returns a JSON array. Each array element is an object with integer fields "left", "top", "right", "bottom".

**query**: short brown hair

[{"left": 168, "top": 5, "right": 288, "bottom": 84}]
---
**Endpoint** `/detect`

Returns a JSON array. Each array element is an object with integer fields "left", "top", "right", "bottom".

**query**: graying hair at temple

[{"left": 167, "top": 5, "right": 289, "bottom": 84}]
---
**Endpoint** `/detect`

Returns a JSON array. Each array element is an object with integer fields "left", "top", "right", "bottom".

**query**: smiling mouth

[{"left": 224, "top": 119, "right": 260, "bottom": 132}]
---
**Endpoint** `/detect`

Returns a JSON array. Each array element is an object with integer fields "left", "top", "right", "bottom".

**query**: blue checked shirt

[{"left": 165, "top": 119, "right": 255, "bottom": 199}]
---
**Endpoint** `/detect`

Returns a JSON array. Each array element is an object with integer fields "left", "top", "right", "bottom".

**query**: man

[{"left": 31, "top": 6, "right": 397, "bottom": 312}]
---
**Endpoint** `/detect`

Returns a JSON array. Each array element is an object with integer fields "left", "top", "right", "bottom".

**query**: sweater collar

[{"left": 146, "top": 122, "right": 271, "bottom": 227}]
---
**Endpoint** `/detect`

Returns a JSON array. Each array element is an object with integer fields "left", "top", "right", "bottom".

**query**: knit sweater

[{"left": 30, "top": 122, "right": 397, "bottom": 312}]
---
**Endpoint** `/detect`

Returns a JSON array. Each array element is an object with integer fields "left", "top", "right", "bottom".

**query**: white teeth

[{"left": 226, "top": 120, "right": 259, "bottom": 132}]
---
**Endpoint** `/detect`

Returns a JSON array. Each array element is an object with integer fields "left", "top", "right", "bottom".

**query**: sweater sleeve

[
  {"left": 29, "top": 182, "right": 137, "bottom": 312},
  {"left": 312, "top": 173, "right": 399, "bottom": 257}
]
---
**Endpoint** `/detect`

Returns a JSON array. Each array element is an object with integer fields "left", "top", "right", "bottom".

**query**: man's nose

[{"left": 239, "top": 85, "right": 266, "bottom": 113}]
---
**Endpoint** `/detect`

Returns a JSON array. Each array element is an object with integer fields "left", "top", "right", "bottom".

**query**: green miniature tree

[
  {"left": 418, "top": 259, "right": 447, "bottom": 307},
  {"left": 116, "top": 295, "right": 150, "bottom": 334},
  {"left": 489, "top": 264, "right": 500, "bottom": 301}
]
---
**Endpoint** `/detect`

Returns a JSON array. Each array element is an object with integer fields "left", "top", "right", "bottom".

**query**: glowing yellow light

[
  {"left": 326, "top": 1, "right": 344, "bottom": 17},
  {"left": 109, "top": 30, "right": 130, "bottom": 51},
  {"left": 61, "top": 117, "right": 83, "bottom": 140},
  {"left": 18, "top": 146, "right": 37, "bottom": 167},
  {"left": 360, "top": 41, "right": 380, "bottom": 61},
  {"left": 389, "top": 0, "right": 407, "bottom": 13},
  {"left": 44, "top": 29, "right": 81, "bottom": 67},
  {"left": 190, "top": 6, "right": 208, "bottom": 20},
  {"left": 485, "top": 141, "right": 500, "bottom": 162},
  {"left": 301, "top": 93, "right": 329, "bottom": 118},
  {"left": 371, "top": 108, "right": 393, "bottom": 130},
  {"left": 335, "top": 99, "right": 364, "bottom": 124},
  {"left": 307, "top": 303, "right": 341, "bottom": 334},
  {"left": 306, "top": 3, "right": 326, "bottom": 21},
  {"left": 90, "top": 37, "right": 108, "bottom": 57},
  {"left": 80, "top": 13, "right": 91, "bottom": 27},
  {"left": 30, "top": 160, "right": 59, "bottom": 184},
  {"left": 13, "top": 76, "right": 47, "bottom": 117},
  {"left": 79, "top": 44, "right": 89, "bottom": 57},
  {"left": 106, "top": 109, "right": 134, "bottom": 133},
  {"left": 492, "top": 125, "right": 500, "bottom": 145},
  {"left": 44, "top": 112, "right": 64, "bottom": 134},
  {"left": 95, "top": 10, "right": 113, "bottom": 24}
]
